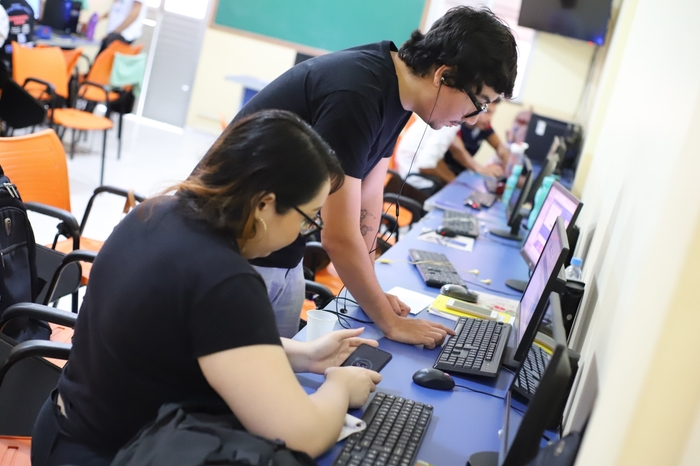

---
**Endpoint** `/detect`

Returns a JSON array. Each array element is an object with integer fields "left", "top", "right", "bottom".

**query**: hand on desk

[
  {"left": 385, "top": 292, "right": 411, "bottom": 317},
  {"left": 384, "top": 317, "right": 455, "bottom": 349},
  {"left": 304, "top": 328, "right": 378, "bottom": 374},
  {"left": 325, "top": 365, "right": 382, "bottom": 409}
]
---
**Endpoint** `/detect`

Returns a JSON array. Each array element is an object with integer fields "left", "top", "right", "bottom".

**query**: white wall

[{"left": 564, "top": 0, "right": 700, "bottom": 463}]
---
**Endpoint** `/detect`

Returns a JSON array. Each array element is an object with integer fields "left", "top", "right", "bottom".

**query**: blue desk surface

[{"left": 295, "top": 172, "right": 535, "bottom": 465}]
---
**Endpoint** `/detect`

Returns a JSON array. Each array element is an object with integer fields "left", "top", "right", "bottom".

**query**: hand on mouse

[
  {"left": 324, "top": 365, "right": 382, "bottom": 408},
  {"left": 297, "top": 328, "right": 378, "bottom": 374}
]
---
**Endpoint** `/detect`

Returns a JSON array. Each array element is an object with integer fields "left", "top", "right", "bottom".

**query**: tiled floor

[{"left": 25, "top": 116, "right": 219, "bottom": 310}]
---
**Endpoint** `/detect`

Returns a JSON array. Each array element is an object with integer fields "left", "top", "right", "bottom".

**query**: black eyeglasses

[
  {"left": 464, "top": 88, "right": 489, "bottom": 119},
  {"left": 293, "top": 206, "right": 324, "bottom": 235}
]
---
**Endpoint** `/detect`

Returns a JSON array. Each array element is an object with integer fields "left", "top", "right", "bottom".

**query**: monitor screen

[
  {"left": 521, "top": 181, "right": 583, "bottom": 270},
  {"left": 506, "top": 156, "right": 534, "bottom": 228},
  {"left": 513, "top": 216, "right": 569, "bottom": 363},
  {"left": 523, "top": 114, "right": 575, "bottom": 166},
  {"left": 518, "top": 0, "right": 613, "bottom": 45},
  {"left": 498, "top": 294, "right": 572, "bottom": 466},
  {"left": 525, "top": 138, "right": 561, "bottom": 205}
]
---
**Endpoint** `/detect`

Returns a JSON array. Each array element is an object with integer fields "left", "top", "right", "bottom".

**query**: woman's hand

[
  {"left": 324, "top": 366, "right": 382, "bottom": 408},
  {"left": 303, "top": 328, "right": 378, "bottom": 374}
]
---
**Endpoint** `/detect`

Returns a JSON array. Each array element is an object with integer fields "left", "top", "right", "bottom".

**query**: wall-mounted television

[{"left": 518, "top": 0, "right": 613, "bottom": 45}]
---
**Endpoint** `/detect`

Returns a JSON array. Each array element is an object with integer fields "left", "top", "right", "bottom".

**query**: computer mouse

[
  {"left": 412, "top": 368, "right": 455, "bottom": 391},
  {"left": 465, "top": 199, "right": 481, "bottom": 210},
  {"left": 437, "top": 226, "right": 457, "bottom": 238},
  {"left": 440, "top": 284, "right": 478, "bottom": 303}
]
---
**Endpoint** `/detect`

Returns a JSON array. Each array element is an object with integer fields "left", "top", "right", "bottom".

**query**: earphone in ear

[{"left": 441, "top": 77, "right": 445, "bottom": 83}]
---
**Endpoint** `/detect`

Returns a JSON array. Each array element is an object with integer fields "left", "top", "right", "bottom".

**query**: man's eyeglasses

[
  {"left": 464, "top": 88, "right": 488, "bottom": 119},
  {"left": 293, "top": 206, "right": 324, "bottom": 235}
]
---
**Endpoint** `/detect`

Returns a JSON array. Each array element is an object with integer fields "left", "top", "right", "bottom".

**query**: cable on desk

[
  {"left": 455, "top": 384, "right": 506, "bottom": 401},
  {"left": 462, "top": 279, "right": 523, "bottom": 297}
]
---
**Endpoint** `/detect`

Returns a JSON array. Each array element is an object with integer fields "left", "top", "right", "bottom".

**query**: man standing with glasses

[{"left": 229, "top": 6, "right": 518, "bottom": 344}]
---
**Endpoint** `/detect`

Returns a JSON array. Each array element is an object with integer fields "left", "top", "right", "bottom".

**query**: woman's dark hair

[
  {"left": 398, "top": 6, "right": 518, "bottom": 99},
  {"left": 174, "top": 109, "right": 344, "bottom": 243}
]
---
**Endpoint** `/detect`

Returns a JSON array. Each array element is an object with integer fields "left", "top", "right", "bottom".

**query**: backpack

[{"left": 0, "top": 165, "right": 48, "bottom": 342}]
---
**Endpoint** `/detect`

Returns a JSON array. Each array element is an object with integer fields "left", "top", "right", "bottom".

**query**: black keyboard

[
  {"left": 408, "top": 249, "right": 466, "bottom": 288},
  {"left": 465, "top": 190, "right": 497, "bottom": 208},
  {"left": 442, "top": 210, "right": 480, "bottom": 238},
  {"left": 332, "top": 392, "right": 433, "bottom": 466},
  {"left": 513, "top": 343, "right": 550, "bottom": 399},
  {"left": 434, "top": 316, "right": 511, "bottom": 378}
]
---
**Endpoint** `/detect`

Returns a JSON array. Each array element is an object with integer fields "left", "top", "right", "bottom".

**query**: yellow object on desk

[{"left": 427, "top": 294, "right": 515, "bottom": 324}]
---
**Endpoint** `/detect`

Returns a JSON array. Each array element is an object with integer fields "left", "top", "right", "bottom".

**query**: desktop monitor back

[
  {"left": 41, "top": 0, "right": 81, "bottom": 34},
  {"left": 521, "top": 181, "right": 583, "bottom": 271},
  {"left": 505, "top": 216, "right": 569, "bottom": 366},
  {"left": 491, "top": 157, "right": 534, "bottom": 241},
  {"left": 524, "top": 113, "right": 573, "bottom": 166}
]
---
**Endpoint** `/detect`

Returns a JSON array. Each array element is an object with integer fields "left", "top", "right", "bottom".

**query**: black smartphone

[{"left": 341, "top": 344, "right": 393, "bottom": 372}]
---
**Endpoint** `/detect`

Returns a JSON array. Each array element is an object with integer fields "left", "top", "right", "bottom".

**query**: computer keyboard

[
  {"left": 465, "top": 190, "right": 497, "bottom": 208},
  {"left": 408, "top": 249, "right": 467, "bottom": 288},
  {"left": 332, "top": 392, "right": 433, "bottom": 466},
  {"left": 513, "top": 343, "right": 550, "bottom": 400},
  {"left": 434, "top": 316, "right": 511, "bottom": 378},
  {"left": 442, "top": 210, "right": 480, "bottom": 238}
]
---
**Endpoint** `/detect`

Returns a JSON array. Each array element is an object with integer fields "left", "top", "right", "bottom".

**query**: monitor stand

[
  {"left": 505, "top": 278, "right": 527, "bottom": 292},
  {"left": 490, "top": 214, "right": 524, "bottom": 241},
  {"left": 467, "top": 451, "right": 498, "bottom": 466}
]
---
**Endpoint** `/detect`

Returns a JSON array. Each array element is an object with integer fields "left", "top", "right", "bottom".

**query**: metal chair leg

[
  {"left": 100, "top": 129, "right": 107, "bottom": 185},
  {"left": 70, "top": 128, "right": 76, "bottom": 159},
  {"left": 117, "top": 112, "right": 123, "bottom": 160}
]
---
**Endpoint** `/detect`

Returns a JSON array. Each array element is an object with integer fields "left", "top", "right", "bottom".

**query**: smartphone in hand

[{"left": 341, "top": 344, "right": 393, "bottom": 372}]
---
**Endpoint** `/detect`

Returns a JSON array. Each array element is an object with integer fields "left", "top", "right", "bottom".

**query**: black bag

[
  {"left": 112, "top": 402, "right": 318, "bottom": 466},
  {"left": 0, "top": 165, "right": 48, "bottom": 342}
]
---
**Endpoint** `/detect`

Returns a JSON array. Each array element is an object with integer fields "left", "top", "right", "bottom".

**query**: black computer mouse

[
  {"left": 440, "top": 284, "right": 478, "bottom": 303},
  {"left": 437, "top": 226, "right": 457, "bottom": 238},
  {"left": 412, "top": 368, "right": 455, "bottom": 391}
]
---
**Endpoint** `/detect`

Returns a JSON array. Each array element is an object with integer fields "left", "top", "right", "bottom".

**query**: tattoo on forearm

[{"left": 360, "top": 209, "right": 376, "bottom": 237}]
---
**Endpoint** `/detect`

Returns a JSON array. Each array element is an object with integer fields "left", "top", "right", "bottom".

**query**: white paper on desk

[
  {"left": 337, "top": 413, "right": 366, "bottom": 442},
  {"left": 386, "top": 286, "right": 435, "bottom": 315},
  {"left": 418, "top": 230, "right": 474, "bottom": 252}
]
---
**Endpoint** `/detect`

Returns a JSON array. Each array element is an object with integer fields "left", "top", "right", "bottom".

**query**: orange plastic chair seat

[
  {"left": 51, "top": 108, "right": 113, "bottom": 131},
  {"left": 383, "top": 202, "right": 414, "bottom": 228},
  {"left": 0, "top": 437, "right": 31, "bottom": 466},
  {"left": 53, "top": 237, "right": 103, "bottom": 285},
  {"left": 80, "top": 86, "right": 120, "bottom": 103},
  {"left": 301, "top": 300, "right": 316, "bottom": 322},
  {"left": 315, "top": 267, "right": 344, "bottom": 296}
]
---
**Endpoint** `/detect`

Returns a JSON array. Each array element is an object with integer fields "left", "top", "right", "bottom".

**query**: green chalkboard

[{"left": 213, "top": 0, "right": 426, "bottom": 53}]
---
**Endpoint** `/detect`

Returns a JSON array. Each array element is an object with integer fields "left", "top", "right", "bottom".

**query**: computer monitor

[
  {"left": 504, "top": 216, "right": 569, "bottom": 367},
  {"left": 525, "top": 137, "right": 561, "bottom": 205},
  {"left": 505, "top": 181, "right": 582, "bottom": 292},
  {"left": 491, "top": 156, "right": 534, "bottom": 241},
  {"left": 41, "top": 0, "right": 81, "bottom": 34},
  {"left": 467, "top": 294, "right": 572, "bottom": 466},
  {"left": 523, "top": 113, "right": 574, "bottom": 166}
]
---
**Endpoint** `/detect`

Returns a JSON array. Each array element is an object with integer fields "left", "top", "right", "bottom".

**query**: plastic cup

[{"left": 305, "top": 310, "right": 337, "bottom": 341}]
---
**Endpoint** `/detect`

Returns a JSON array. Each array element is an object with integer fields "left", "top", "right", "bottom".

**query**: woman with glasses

[{"left": 32, "top": 110, "right": 382, "bottom": 466}]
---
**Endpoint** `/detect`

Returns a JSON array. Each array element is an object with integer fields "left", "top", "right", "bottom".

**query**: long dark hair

[
  {"left": 399, "top": 6, "right": 518, "bottom": 99},
  {"left": 174, "top": 109, "right": 344, "bottom": 244}
]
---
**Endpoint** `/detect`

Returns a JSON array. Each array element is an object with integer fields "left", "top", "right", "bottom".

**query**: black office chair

[{"left": 0, "top": 79, "right": 47, "bottom": 136}]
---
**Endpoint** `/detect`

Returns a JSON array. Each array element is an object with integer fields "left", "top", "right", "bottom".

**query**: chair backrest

[
  {"left": 36, "top": 44, "right": 84, "bottom": 78},
  {"left": 0, "top": 79, "right": 47, "bottom": 130},
  {"left": 86, "top": 40, "right": 144, "bottom": 86},
  {"left": 0, "top": 334, "right": 61, "bottom": 436},
  {"left": 11, "top": 42, "right": 70, "bottom": 99},
  {"left": 0, "top": 129, "right": 72, "bottom": 213}
]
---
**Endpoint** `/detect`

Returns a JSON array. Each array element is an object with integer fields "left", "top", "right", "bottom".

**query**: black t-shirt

[
  {"left": 444, "top": 123, "right": 495, "bottom": 175},
  {"left": 236, "top": 41, "right": 411, "bottom": 268},
  {"left": 57, "top": 196, "right": 282, "bottom": 453}
]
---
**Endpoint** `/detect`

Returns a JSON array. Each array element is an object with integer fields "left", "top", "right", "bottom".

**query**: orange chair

[
  {"left": 12, "top": 43, "right": 116, "bottom": 185},
  {"left": 0, "top": 129, "right": 144, "bottom": 312},
  {"left": 79, "top": 40, "right": 144, "bottom": 159}
]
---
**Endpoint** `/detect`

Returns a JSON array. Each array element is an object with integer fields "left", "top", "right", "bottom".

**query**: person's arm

[
  {"left": 449, "top": 134, "right": 503, "bottom": 177},
  {"left": 111, "top": 0, "right": 142, "bottom": 34},
  {"left": 199, "top": 345, "right": 381, "bottom": 457},
  {"left": 486, "top": 132, "right": 510, "bottom": 167},
  {"left": 419, "top": 161, "right": 456, "bottom": 184},
  {"left": 281, "top": 328, "right": 378, "bottom": 374},
  {"left": 320, "top": 159, "right": 453, "bottom": 348}
]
